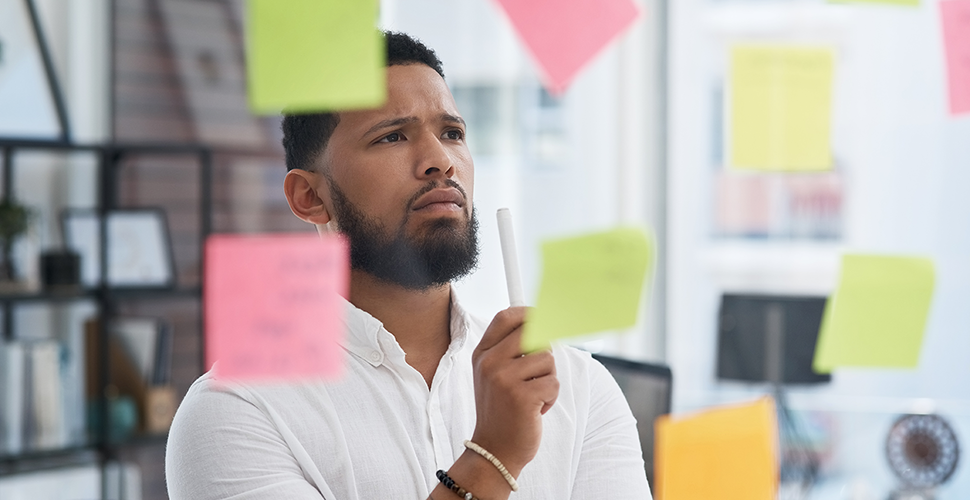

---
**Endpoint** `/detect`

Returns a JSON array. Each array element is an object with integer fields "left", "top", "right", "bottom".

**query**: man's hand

[{"left": 470, "top": 306, "right": 560, "bottom": 478}]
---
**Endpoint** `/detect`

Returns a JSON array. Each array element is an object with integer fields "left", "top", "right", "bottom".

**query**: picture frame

[{"left": 61, "top": 209, "right": 176, "bottom": 288}]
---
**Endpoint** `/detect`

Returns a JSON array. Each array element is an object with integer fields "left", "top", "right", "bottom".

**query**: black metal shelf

[
  {"left": 0, "top": 444, "right": 98, "bottom": 476},
  {"left": 101, "top": 285, "right": 202, "bottom": 300},
  {"left": 105, "top": 431, "right": 168, "bottom": 449},
  {"left": 0, "top": 286, "right": 202, "bottom": 303},
  {"left": 0, "top": 139, "right": 211, "bottom": 497},
  {"left": 0, "top": 430, "right": 168, "bottom": 477},
  {"left": 0, "top": 3, "right": 211, "bottom": 495}
]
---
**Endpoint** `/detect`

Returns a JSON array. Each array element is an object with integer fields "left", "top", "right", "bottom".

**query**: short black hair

[{"left": 281, "top": 31, "right": 445, "bottom": 172}]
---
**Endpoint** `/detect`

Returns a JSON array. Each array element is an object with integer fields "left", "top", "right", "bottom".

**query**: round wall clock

[{"left": 886, "top": 414, "right": 960, "bottom": 489}]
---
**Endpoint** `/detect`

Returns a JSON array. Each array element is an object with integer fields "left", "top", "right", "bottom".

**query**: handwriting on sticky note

[
  {"left": 205, "top": 233, "right": 349, "bottom": 382},
  {"left": 521, "top": 227, "right": 652, "bottom": 352},
  {"left": 729, "top": 45, "right": 834, "bottom": 171},
  {"left": 493, "top": 0, "right": 639, "bottom": 95},
  {"left": 655, "top": 397, "right": 778, "bottom": 500},
  {"left": 813, "top": 254, "right": 935, "bottom": 372},
  {"left": 941, "top": 0, "right": 970, "bottom": 115},
  {"left": 246, "top": 0, "right": 385, "bottom": 114}
]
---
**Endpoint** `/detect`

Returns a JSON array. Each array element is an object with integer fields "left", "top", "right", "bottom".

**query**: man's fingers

[
  {"left": 530, "top": 375, "right": 559, "bottom": 415},
  {"left": 509, "top": 349, "right": 556, "bottom": 381},
  {"left": 475, "top": 307, "right": 528, "bottom": 353}
]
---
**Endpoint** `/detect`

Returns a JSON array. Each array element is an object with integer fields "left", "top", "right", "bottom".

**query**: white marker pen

[{"left": 497, "top": 208, "right": 526, "bottom": 307}]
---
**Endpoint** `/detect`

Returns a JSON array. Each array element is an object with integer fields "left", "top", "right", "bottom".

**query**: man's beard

[{"left": 327, "top": 178, "right": 479, "bottom": 290}]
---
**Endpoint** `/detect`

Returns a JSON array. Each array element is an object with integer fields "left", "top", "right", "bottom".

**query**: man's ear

[{"left": 283, "top": 169, "right": 331, "bottom": 225}]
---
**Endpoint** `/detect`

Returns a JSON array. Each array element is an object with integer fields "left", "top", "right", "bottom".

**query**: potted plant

[{"left": 0, "top": 198, "right": 30, "bottom": 285}]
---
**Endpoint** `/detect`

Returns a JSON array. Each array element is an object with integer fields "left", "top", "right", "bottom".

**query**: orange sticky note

[
  {"left": 941, "top": 0, "right": 970, "bottom": 115},
  {"left": 493, "top": 0, "right": 640, "bottom": 95},
  {"left": 204, "top": 233, "right": 349, "bottom": 383},
  {"left": 656, "top": 397, "right": 779, "bottom": 500}
]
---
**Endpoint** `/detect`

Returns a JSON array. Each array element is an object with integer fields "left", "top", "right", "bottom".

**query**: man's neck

[{"left": 347, "top": 270, "right": 452, "bottom": 387}]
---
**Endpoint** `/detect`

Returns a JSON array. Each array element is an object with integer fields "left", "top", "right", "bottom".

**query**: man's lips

[{"left": 411, "top": 188, "right": 465, "bottom": 211}]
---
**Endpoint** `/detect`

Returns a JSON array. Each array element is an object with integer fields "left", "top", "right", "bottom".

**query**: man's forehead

[{"left": 340, "top": 65, "right": 460, "bottom": 129}]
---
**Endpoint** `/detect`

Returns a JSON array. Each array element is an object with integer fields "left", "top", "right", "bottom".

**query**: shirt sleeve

[
  {"left": 165, "top": 378, "right": 328, "bottom": 500},
  {"left": 571, "top": 358, "right": 654, "bottom": 500}
]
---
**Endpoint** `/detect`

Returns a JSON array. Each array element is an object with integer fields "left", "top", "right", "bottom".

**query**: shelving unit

[{"left": 0, "top": 139, "right": 211, "bottom": 493}]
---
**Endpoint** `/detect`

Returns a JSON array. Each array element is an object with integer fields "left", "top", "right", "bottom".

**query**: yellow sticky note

[
  {"left": 655, "top": 397, "right": 779, "bottom": 500},
  {"left": 522, "top": 227, "right": 653, "bottom": 352},
  {"left": 246, "top": 0, "right": 385, "bottom": 114},
  {"left": 813, "top": 254, "right": 935, "bottom": 371},
  {"left": 729, "top": 45, "right": 834, "bottom": 171}
]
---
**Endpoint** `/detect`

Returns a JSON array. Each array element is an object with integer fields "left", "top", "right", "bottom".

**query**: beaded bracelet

[
  {"left": 463, "top": 440, "right": 519, "bottom": 491},
  {"left": 436, "top": 469, "right": 480, "bottom": 500}
]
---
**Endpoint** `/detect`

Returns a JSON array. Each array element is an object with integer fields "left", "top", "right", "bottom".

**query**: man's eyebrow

[
  {"left": 441, "top": 114, "right": 466, "bottom": 126},
  {"left": 363, "top": 116, "right": 419, "bottom": 137},
  {"left": 362, "top": 114, "right": 465, "bottom": 138}
]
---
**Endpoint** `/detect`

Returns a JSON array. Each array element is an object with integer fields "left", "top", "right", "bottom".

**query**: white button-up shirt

[{"left": 166, "top": 295, "right": 651, "bottom": 499}]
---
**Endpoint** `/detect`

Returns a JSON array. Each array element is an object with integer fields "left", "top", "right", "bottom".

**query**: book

[
  {"left": 110, "top": 318, "right": 159, "bottom": 385},
  {"left": 0, "top": 341, "right": 26, "bottom": 455},
  {"left": 152, "top": 320, "right": 173, "bottom": 386},
  {"left": 26, "top": 340, "right": 66, "bottom": 451}
]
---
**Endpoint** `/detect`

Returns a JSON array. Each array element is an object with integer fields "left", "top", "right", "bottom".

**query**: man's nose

[{"left": 415, "top": 133, "right": 455, "bottom": 179}]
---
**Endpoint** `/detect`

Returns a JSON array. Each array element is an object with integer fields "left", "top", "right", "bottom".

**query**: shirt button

[{"left": 369, "top": 351, "right": 382, "bottom": 363}]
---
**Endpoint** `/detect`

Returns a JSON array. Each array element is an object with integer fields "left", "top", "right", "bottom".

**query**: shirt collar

[{"left": 338, "top": 289, "right": 472, "bottom": 367}]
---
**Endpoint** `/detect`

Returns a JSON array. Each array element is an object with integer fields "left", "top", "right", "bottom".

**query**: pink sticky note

[
  {"left": 493, "top": 0, "right": 640, "bottom": 95},
  {"left": 204, "top": 233, "right": 349, "bottom": 383},
  {"left": 941, "top": 0, "right": 970, "bottom": 115}
]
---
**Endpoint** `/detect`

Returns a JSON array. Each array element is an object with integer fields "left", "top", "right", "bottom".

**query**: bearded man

[{"left": 166, "top": 31, "right": 651, "bottom": 500}]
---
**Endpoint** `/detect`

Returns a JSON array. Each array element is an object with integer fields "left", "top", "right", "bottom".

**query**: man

[{"left": 166, "top": 31, "right": 650, "bottom": 499}]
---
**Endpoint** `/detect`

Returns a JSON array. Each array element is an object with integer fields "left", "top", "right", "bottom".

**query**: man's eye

[
  {"left": 444, "top": 130, "right": 464, "bottom": 140},
  {"left": 378, "top": 133, "right": 402, "bottom": 143}
]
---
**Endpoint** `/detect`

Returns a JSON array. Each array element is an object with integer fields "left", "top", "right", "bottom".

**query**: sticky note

[
  {"left": 522, "top": 227, "right": 652, "bottom": 352},
  {"left": 205, "top": 233, "right": 349, "bottom": 382},
  {"left": 656, "top": 397, "right": 778, "bottom": 500},
  {"left": 729, "top": 45, "right": 834, "bottom": 171},
  {"left": 941, "top": 0, "right": 970, "bottom": 115},
  {"left": 246, "top": 0, "right": 385, "bottom": 114},
  {"left": 493, "top": 0, "right": 640, "bottom": 95},
  {"left": 813, "top": 255, "right": 935, "bottom": 372}
]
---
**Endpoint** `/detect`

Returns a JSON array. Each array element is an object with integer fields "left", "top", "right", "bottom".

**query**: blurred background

[{"left": 0, "top": 0, "right": 968, "bottom": 498}]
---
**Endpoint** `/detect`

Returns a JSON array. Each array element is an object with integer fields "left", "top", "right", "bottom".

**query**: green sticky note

[
  {"left": 812, "top": 254, "right": 935, "bottom": 371},
  {"left": 729, "top": 45, "right": 834, "bottom": 171},
  {"left": 812, "top": 293, "right": 839, "bottom": 373},
  {"left": 246, "top": 0, "right": 385, "bottom": 114},
  {"left": 522, "top": 228, "right": 653, "bottom": 352}
]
